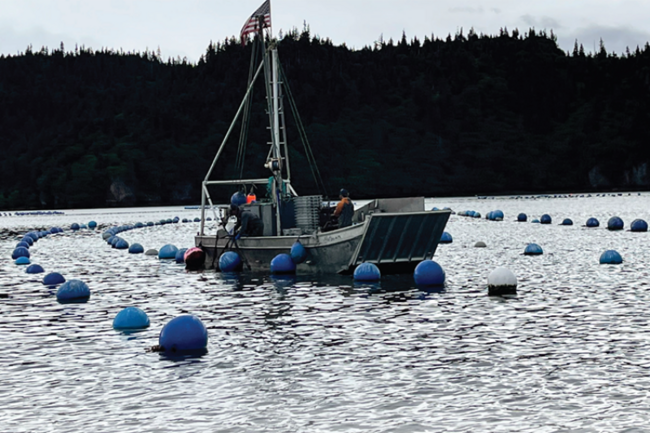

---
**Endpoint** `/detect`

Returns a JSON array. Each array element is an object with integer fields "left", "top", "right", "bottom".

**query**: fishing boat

[{"left": 194, "top": 3, "right": 450, "bottom": 274}]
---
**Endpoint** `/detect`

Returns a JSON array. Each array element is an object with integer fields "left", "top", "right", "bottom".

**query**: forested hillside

[{"left": 1, "top": 27, "right": 649, "bottom": 210}]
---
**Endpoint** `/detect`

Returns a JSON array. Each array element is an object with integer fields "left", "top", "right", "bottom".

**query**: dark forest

[{"left": 1, "top": 27, "right": 650, "bottom": 210}]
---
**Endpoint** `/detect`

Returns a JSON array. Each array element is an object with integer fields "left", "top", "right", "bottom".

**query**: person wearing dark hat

[
  {"left": 333, "top": 188, "right": 354, "bottom": 228},
  {"left": 229, "top": 204, "right": 264, "bottom": 238}
]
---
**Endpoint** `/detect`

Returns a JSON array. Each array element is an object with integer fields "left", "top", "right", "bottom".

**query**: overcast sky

[{"left": 1, "top": 0, "right": 649, "bottom": 62}]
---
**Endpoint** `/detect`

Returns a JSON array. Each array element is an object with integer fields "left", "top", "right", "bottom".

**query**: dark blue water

[{"left": 2, "top": 196, "right": 650, "bottom": 432}]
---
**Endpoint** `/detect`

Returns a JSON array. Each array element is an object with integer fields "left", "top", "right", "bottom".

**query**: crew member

[
  {"left": 229, "top": 204, "right": 264, "bottom": 237},
  {"left": 333, "top": 188, "right": 354, "bottom": 228}
]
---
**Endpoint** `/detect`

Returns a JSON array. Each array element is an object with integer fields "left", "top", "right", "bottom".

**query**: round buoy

[
  {"left": 146, "top": 222, "right": 154, "bottom": 227},
  {"left": 159, "top": 315, "right": 208, "bottom": 354},
  {"left": 12, "top": 247, "right": 30, "bottom": 260},
  {"left": 631, "top": 219, "right": 648, "bottom": 232},
  {"left": 185, "top": 247, "right": 206, "bottom": 270},
  {"left": 231, "top": 191, "right": 247, "bottom": 207},
  {"left": 270, "top": 253, "right": 296, "bottom": 274},
  {"left": 414, "top": 260, "right": 445, "bottom": 287},
  {"left": 474, "top": 241, "right": 487, "bottom": 248},
  {"left": 15, "top": 256, "right": 30, "bottom": 265},
  {"left": 70, "top": 223, "right": 80, "bottom": 231},
  {"left": 15, "top": 241, "right": 30, "bottom": 249},
  {"left": 524, "top": 243, "right": 543, "bottom": 255},
  {"left": 560, "top": 218, "right": 573, "bottom": 226},
  {"left": 56, "top": 279, "right": 90, "bottom": 303},
  {"left": 517, "top": 213, "right": 527, "bottom": 222},
  {"left": 586, "top": 217, "right": 599, "bottom": 228},
  {"left": 26, "top": 232, "right": 39, "bottom": 241},
  {"left": 128, "top": 243, "right": 144, "bottom": 254},
  {"left": 115, "top": 239, "right": 129, "bottom": 250},
  {"left": 600, "top": 250, "right": 623, "bottom": 264},
  {"left": 290, "top": 241, "right": 307, "bottom": 264},
  {"left": 88, "top": 221, "right": 97, "bottom": 229},
  {"left": 102, "top": 231, "right": 113, "bottom": 240},
  {"left": 193, "top": 217, "right": 200, "bottom": 223},
  {"left": 158, "top": 244, "right": 178, "bottom": 259},
  {"left": 492, "top": 210, "right": 504, "bottom": 221},
  {"left": 487, "top": 267, "right": 517, "bottom": 296},
  {"left": 26, "top": 264, "right": 44, "bottom": 274},
  {"left": 43, "top": 272, "right": 65, "bottom": 286},
  {"left": 540, "top": 214, "right": 552, "bottom": 224},
  {"left": 607, "top": 216, "right": 624, "bottom": 231},
  {"left": 353, "top": 262, "right": 381, "bottom": 282},
  {"left": 113, "top": 307, "right": 150, "bottom": 330},
  {"left": 439, "top": 232, "right": 453, "bottom": 244},
  {"left": 21, "top": 236, "right": 34, "bottom": 246},
  {"left": 145, "top": 249, "right": 159, "bottom": 256},
  {"left": 219, "top": 251, "right": 242, "bottom": 272},
  {"left": 175, "top": 248, "right": 188, "bottom": 263}
]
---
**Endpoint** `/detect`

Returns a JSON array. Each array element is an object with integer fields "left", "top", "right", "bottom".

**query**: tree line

[{"left": 1, "top": 27, "right": 649, "bottom": 210}]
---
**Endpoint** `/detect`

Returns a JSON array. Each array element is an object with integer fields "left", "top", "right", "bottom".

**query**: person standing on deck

[
  {"left": 333, "top": 189, "right": 354, "bottom": 228},
  {"left": 229, "top": 204, "right": 264, "bottom": 237}
]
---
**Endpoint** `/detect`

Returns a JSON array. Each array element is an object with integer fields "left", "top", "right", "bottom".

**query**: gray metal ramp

[{"left": 349, "top": 211, "right": 451, "bottom": 272}]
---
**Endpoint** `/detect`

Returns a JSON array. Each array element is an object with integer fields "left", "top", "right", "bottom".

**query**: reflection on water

[{"left": 2, "top": 196, "right": 650, "bottom": 431}]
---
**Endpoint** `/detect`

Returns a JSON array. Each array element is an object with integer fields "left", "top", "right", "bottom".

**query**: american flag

[{"left": 240, "top": 0, "right": 271, "bottom": 44}]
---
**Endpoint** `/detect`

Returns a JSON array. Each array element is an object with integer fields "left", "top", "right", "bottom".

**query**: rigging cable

[{"left": 278, "top": 62, "right": 328, "bottom": 198}]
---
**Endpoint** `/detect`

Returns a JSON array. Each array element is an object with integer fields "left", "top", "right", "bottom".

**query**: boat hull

[
  {"left": 195, "top": 208, "right": 452, "bottom": 275},
  {"left": 196, "top": 223, "right": 365, "bottom": 274}
]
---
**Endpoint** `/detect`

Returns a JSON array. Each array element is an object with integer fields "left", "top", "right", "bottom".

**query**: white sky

[{"left": 1, "top": 0, "right": 649, "bottom": 62}]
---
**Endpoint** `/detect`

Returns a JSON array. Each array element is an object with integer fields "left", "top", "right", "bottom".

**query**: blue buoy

[
  {"left": 111, "top": 236, "right": 122, "bottom": 248},
  {"left": 43, "top": 272, "right": 65, "bottom": 286},
  {"left": 158, "top": 244, "right": 178, "bottom": 259},
  {"left": 26, "top": 264, "right": 44, "bottom": 274},
  {"left": 21, "top": 236, "right": 34, "bottom": 246},
  {"left": 540, "top": 214, "right": 552, "bottom": 224},
  {"left": 491, "top": 210, "right": 504, "bottom": 221},
  {"left": 414, "top": 260, "right": 445, "bottom": 287},
  {"left": 12, "top": 247, "right": 30, "bottom": 260},
  {"left": 517, "top": 213, "right": 527, "bottom": 222},
  {"left": 56, "top": 279, "right": 90, "bottom": 303},
  {"left": 115, "top": 239, "right": 129, "bottom": 250},
  {"left": 70, "top": 223, "right": 80, "bottom": 231},
  {"left": 439, "top": 232, "right": 453, "bottom": 244},
  {"left": 607, "top": 216, "right": 624, "bottom": 231},
  {"left": 560, "top": 218, "right": 573, "bottom": 226},
  {"left": 113, "top": 307, "right": 150, "bottom": 330},
  {"left": 88, "top": 221, "right": 97, "bottom": 229},
  {"left": 586, "top": 217, "right": 599, "bottom": 227},
  {"left": 524, "top": 243, "right": 543, "bottom": 255},
  {"left": 128, "top": 243, "right": 144, "bottom": 254},
  {"left": 193, "top": 217, "right": 200, "bottom": 222},
  {"left": 159, "top": 315, "right": 208, "bottom": 354},
  {"left": 15, "top": 256, "right": 30, "bottom": 265},
  {"left": 175, "top": 248, "right": 188, "bottom": 263},
  {"left": 231, "top": 191, "right": 247, "bottom": 207},
  {"left": 219, "top": 251, "right": 242, "bottom": 272},
  {"left": 16, "top": 241, "right": 30, "bottom": 249},
  {"left": 147, "top": 222, "right": 154, "bottom": 227},
  {"left": 631, "top": 219, "right": 648, "bottom": 232},
  {"left": 600, "top": 250, "right": 623, "bottom": 265},
  {"left": 290, "top": 241, "right": 307, "bottom": 264},
  {"left": 353, "top": 262, "right": 381, "bottom": 282},
  {"left": 27, "top": 232, "right": 39, "bottom": 241},
  {"left": 270, "top": 253, "right": 297, "bottom": 274}
]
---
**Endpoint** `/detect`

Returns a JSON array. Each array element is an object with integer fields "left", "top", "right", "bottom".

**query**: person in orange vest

[{"left": 333, "top": 189, "right": 354, "bottom": 228}]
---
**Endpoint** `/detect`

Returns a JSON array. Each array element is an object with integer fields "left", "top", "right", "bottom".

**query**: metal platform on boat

[{"left": 348, "top": 210, "right": 451, "bottom": 273}]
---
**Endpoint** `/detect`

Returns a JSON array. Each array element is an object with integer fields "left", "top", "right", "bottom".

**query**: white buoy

[{"left": 487, "top": 267, "right": 517, "bottom": 296}]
